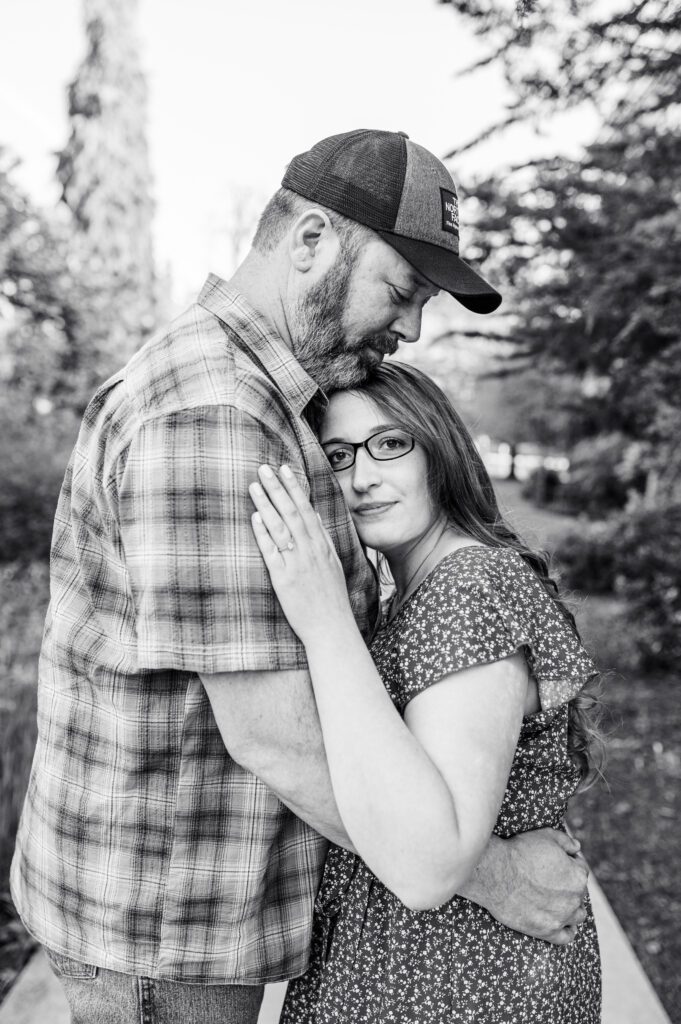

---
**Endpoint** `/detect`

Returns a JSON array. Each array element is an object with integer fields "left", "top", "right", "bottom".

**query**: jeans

[{"left": 43, "top": 947, "right": 265, "bottom": 1024}]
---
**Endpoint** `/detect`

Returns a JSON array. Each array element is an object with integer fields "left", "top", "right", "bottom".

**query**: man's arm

[
  {"left": 201, "top": 668, "right": 355, "bottom": 850},
  {"left": 202, "top": 667, "right": 588, "bottom": 943}
]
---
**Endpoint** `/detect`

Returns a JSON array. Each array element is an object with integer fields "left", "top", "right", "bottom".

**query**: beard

[{"left": 291, "top": 250, "right": 397, "bottom": 393}]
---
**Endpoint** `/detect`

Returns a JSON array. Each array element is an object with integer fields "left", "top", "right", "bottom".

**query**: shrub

[
  {"left": 554, "top": 501, "right": 681, "bottom": 671},
  {"left": 561, "top": 432, "right": 646, "bottom": 517},
  {"left": 613, "top": 502, "right": 681, "bottom": 671},
  {"left": 0, "top": 408, "right": 76, "bottom": 562},
  {"left": 554, "top": 520, "right": 620, "bottom": 593},
  {"left": 520, "top": 466, "right": 563, "bottom": 508}
]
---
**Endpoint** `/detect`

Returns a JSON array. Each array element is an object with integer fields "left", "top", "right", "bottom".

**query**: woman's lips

[{"left": 353, "top": 502, "right": 396, "bottom": 518}]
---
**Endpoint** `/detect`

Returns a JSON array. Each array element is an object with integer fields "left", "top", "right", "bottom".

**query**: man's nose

[
  {"left": 351, "top": 447, "right": 382, "bottom": 490},
  {"left": 391, "top": 303, "right": 423, "bottom": 344}
]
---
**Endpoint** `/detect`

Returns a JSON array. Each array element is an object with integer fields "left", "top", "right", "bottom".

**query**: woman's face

[{"left": 320, "top": 390, "right": 439, "bottom": 555}]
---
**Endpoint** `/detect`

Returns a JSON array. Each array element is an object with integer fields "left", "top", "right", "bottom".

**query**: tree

[
  {"left": 438, "top": 0, "right": 681, "bottom": 154},
  {"left": 57, "top": 0, "right": 157, "bottom": 379},
  {"left": 435, "top": 0, "right": 681, "bottom": 506}
]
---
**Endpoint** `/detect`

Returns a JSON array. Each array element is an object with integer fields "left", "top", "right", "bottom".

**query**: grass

[
  {"left": 497, "top": 480, "right": 680, "bottom": 1020},
  {"left": 0, "top": 489, "right": 678, "bottom": 1018},
  {"left": 0, "top": 561, "right": 47, "bottom": 999}
]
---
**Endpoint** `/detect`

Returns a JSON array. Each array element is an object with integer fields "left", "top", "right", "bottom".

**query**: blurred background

[{"left": 0, "top": 0, "right": 679, "bottom": 1018}]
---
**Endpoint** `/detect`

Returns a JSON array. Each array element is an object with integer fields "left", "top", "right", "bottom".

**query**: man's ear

[{"left": 288, "top": 208, "right": 338, "bottom": 272}]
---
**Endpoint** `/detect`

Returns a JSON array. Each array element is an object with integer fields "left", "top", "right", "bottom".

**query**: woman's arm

[
  {"left": 249, "top": 465, "right": 528, "bottom": 910},
  {"left": 306, "top": 624, "right": 527, "bottom": 910}
]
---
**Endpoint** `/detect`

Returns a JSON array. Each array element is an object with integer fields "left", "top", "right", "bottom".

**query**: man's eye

[{"left": 390, "top": 286, "right": 411, "bottom": 305}]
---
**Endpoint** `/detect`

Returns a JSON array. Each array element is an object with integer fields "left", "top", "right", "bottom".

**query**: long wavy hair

[{"left": 337, "top": 360, "right": 603, "bottom": 787}]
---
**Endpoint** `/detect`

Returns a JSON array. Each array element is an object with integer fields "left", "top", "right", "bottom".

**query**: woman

[{"left": 248, "top": 362, "right": 601, "bottom": 1023}]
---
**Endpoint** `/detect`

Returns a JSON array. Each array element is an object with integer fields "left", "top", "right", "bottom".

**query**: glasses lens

[
  {"left": 367, "top": 429, "right": 414, "bottom": 461},
  {"left": 322, "top": 443, "right": 355, "bottom": 471}
]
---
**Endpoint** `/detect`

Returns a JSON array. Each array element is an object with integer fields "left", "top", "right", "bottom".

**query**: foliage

[
  {"left": 1, "top": 1, "right": 160, "bottom": 558},
  {"left": 0, "top": 561, "right": 47, "bottom": 1001},
  {"left": 437, "top": 0, "right": 681, "bottom": 514},
  {"left": 0, "top": 149, "right": 96, "bottom": 408},
  {"left": 554, "top": 501, "right": 681, "bottom": 670},
  {"left": 57, "top": 0, "right": 158, "bottom": 367},
  {"left": 613, "top": 501, "right": 681, "bottom": 670},
  {"left": 0, "top": 405, "right": 76, "bottom": 562},
  {"left": 553, "top": 519, "right": 620, "bottom": 594},
  {"left": 438, "top": 0, "right": 681, "bottom": 149},
  {"left": 520, "top": 466, "right": 562, "bottom": 508},
  {"left": 567, "top": 658, "right": 681, "bottom": 1020},
  {"left": 559, "top": 432, "right": 648, "bottom": 516}
]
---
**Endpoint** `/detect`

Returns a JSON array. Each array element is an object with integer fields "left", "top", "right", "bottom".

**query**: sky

[{"left": 1, "top": 0, "right": 598, "bottom": 309}]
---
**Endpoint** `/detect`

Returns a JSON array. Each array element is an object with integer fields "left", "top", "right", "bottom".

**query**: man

[{"left": 12, "top": 130, "right": 588, "bottom": 1024}]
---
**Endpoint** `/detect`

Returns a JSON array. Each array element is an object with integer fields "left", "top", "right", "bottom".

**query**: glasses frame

[{"left": 321, "top": 428, "right": 415, "bottom": 472}]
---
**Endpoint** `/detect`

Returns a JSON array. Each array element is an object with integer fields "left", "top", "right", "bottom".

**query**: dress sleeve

[
  {"left": 117, "top": 404, "right": 309, "bottom": 674},
  {"left": 391, "top": 549, "right": 597, "bottom": 713}
]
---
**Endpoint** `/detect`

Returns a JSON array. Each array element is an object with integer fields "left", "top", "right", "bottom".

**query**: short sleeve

[
  {"left": 389, "top": 548, "right": 597, "bottom": 712},
  {"left": 117, "top": 404, "right": 308, "bottom": 674}
]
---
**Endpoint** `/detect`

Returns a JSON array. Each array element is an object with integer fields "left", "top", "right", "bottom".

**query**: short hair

[{"left": 252, "top": 187, "right": 371, "bottom": 255}]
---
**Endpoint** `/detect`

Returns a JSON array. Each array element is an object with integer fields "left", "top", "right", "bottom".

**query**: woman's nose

[{"left": 351, "top": 447, "right": 382, "bottom": 490}]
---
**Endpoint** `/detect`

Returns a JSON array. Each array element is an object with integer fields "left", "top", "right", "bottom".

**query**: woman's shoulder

[{"left": 418, "top": 544, "right": 528, "bottom": 602}]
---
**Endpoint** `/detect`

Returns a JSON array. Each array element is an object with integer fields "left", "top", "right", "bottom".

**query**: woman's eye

[
  {"left": 378, "top": 435, "right": 408, "bottom": 451},
  {"left": 328, "top": 448, "right": 352, "bottom": 467}
]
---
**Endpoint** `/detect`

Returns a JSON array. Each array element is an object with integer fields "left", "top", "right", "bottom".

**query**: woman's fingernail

[
  {"left": 260, "top": 465, "right": 274, "bottom": 477},
  {"left": 252, "top": 512, "right": 262, "bottom": 524},
  {"left": 280, "top": 465, "right": 293, "bottom": 478}
]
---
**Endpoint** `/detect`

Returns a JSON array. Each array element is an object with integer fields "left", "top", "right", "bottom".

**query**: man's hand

[{"left": 459, "top": 828, "right": 589, "bottom": 945}]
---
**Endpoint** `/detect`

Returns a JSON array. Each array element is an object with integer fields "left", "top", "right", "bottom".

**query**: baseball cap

[{"left": 282, "top": 129, "right": 501, "bottom": 314}]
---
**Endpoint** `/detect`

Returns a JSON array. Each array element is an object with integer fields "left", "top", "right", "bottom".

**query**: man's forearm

[
  {"left": 201, "top": 668, "right": 354, "bottom": 850},
  {"left": 239, "top": 740, "right": 355, "bottom": 851},
  {"left": 455, "top": 833, "right": 506, "bottom": 911}
]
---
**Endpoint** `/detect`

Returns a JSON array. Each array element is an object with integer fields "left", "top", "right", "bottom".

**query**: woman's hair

[{"left": 338, "top": 360, "right": 604, "bottom": 787}]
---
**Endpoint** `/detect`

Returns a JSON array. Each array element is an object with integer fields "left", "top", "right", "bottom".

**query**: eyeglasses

[{"left": 321, "top": 428, "right": 415, "bottom": 472}]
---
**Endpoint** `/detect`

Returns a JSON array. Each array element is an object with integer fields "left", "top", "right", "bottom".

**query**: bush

[
  {"left": 613, "top": 502, "right": 681, "bottom": 671},
  {"left": 554, "top": 520, "right": 620, "bottom": 593},
  {"left": 560, "top": 432, "right": 647, "bottom": 517},
  {"left": 521, "top": 466, "right": 563, "bottom": 507},
  {"left": 554, "top": 501, "right": 681, "bottom": 671},
  {"left": 0, "top": 408, "right": 76, "bottom": 562}
]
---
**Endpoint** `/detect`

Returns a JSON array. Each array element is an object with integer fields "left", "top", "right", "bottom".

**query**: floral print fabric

[{"left": 281, "top": 546, "right": 601, "bottom": 1023}]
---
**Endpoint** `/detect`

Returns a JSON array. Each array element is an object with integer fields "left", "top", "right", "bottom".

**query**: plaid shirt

[{"left": 11, "top": 276, "right": 378, "bottom": 984}]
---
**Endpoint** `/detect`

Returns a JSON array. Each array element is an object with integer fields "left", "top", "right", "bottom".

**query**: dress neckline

[{"left": 385, "top": 543, "right": 495, "bottom": 628}]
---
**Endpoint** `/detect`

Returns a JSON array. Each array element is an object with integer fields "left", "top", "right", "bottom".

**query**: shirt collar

[{"left": 197, "top": 274, "right": 324, "bottom": 417}]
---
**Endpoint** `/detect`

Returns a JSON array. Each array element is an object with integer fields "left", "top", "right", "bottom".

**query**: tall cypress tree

[{"left": 57, "top": 0, "right": 156, "bottom": 373}]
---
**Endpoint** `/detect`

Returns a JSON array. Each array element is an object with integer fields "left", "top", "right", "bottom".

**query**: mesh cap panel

[{"left": 282, "top": 130, "right": 406, "bottom": 231}]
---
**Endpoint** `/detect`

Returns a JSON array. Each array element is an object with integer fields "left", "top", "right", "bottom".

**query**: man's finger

[{"left": 552, "top": 830, "right": 581, "bottom": 856}]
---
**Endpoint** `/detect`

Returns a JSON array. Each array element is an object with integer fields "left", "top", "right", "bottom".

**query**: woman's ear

[{"left": 288, "top": 208, "right": 338, "bottom": 273}]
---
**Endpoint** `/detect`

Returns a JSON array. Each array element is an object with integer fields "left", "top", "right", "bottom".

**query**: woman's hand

[{"left": 249, "top": 465, "right": 354, "bottom": 646}]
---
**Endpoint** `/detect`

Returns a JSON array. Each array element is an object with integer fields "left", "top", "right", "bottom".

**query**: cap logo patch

[{"left": 440, "top": 187, "right": 459, "bottom": 236}]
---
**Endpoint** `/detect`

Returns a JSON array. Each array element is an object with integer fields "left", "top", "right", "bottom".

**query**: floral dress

[{"left": 280, "top": 546, "right": 602, "bottom": 1024}]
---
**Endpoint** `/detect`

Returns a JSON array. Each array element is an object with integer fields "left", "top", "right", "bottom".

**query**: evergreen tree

[
  {"left": 57, "top": 0, "right": 157, "bottom": 375},
  {"left": 437, "top": 0, "right": 681, "bottom": 506}
]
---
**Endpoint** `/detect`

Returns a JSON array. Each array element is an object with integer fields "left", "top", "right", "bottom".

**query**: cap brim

[{"left": 376, "top": 231, "right": 502, "bottom": 314}]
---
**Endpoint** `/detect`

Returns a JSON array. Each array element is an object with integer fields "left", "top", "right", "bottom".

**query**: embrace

[{"left": 12, "top": 130, "right": 601, "bottom": 1023}]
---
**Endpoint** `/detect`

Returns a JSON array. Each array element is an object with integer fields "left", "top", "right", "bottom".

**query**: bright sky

[{"left": 1, "top": 0, "right": 598, "bottom": 309}]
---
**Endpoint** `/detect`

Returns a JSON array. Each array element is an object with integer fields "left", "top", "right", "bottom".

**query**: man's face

[{"left": 291, "top": 235, "right": 439, "bottom": 392}]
